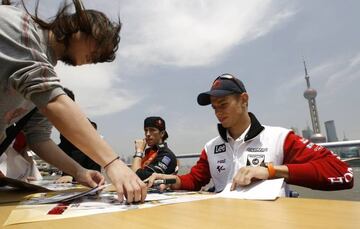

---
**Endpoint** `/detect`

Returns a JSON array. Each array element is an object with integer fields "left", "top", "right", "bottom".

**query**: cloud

[
  {"left": 50, "top": 0, "right": 295, "bottom": 116},
  {"left": 143, "top": 105, "right": 166, "bottom": 115},
  {"left": 323, "top": 55, "right": 360, "bottom": 92},
  {"left": 119, "top": 0, "right": 295, "bottom": 67},
  {"left": 349, "top": 52, "right": 360, "bottom": 67},
  {"left": 299, "top": 55, "right": 360, "bottom": 92},
  {"left": 276, "top": 61, "right": 332, "bottom": 98},
  {"left": 55, "top": 62, "right": 141, "bottom": 116}
]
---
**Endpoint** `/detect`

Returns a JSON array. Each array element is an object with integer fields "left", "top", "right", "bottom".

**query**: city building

[
  {"left": 302, "top": 125, "right": 313, "bottom": 140},
  {"left": 324, "top": 120, "right": 339, "bottom": 142},
  {"left": 290, "top": 127, "right": 299, "bottom": 135},
  {"left": 302, "top": 61, "right": 326, "bottom": 143}
]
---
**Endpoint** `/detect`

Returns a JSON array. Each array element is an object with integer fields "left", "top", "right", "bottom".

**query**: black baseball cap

[
  {"left": 197, "top": 73, "right": 246, "bottom": 106},
  {"left": 144, "top": 116, "right": 168, "bottom": 139}
]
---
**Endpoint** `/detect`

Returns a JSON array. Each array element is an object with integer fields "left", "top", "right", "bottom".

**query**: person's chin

[{"left": 220, "top": 121, "right": 230, "bottom": 128}]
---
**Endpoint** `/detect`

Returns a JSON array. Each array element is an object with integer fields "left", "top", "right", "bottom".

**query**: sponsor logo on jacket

[
  {"left": 216, "top": 165, "right": 225, "bottom": 173},
  {"left": 328, "top": 168, "right": 353, "bottom": 184},
  {"left": 246, "top": 154, "right": 265, "bottom": 167},
  {"left": 217, "top": 159, "right": 226, "bottom": 164},
  {"left": 216, "top": 159, "right": 226, "bottom": 173},
  {"left": 306, "top": 142, "right": 314, "bottom": 149},
  {"left": 246, "top": 147, "right": 268, "bottom": 152},
  {"left": 156, "top": 162, "right": 168, "bottom": 171},
  {"left": 214, "top": 144, "right": 226, "bottom": 154}
]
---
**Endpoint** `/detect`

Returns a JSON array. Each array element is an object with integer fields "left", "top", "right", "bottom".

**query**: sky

[{"left": 27, "top": 0, "right": 360, "bottom": 158}]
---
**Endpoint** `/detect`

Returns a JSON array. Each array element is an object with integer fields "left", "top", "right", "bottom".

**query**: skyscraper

[
  {"left": 303, "top": 61, "right": 326, "bottom": 143},
  {"left": 324, "top": 120, "right": 339, "bottom": 142},
  {"left": 302, "top": 125, "right": 313, "bottom": 140}
]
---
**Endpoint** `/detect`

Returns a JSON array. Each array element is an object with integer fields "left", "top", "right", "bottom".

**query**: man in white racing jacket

[{"left": 147, "top": 73, "right": 353, "bottom": 195}]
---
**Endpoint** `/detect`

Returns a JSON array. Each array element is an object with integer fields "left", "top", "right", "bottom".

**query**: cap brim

[{"left": 197, "top": 90, "right": 235, "bottom": 106}]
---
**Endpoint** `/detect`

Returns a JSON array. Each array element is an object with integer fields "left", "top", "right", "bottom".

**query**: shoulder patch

[{"left": 161, "top": 156, "right": 171, "bottom": 166}]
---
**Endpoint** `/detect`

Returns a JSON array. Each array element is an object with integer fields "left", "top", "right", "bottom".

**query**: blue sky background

[{"left": 28, "top": 0, "right": 360, "bottom": 158}]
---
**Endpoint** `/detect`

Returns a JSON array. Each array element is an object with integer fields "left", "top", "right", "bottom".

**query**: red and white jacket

[{"left": 179, "top": 113, "right": 353, "bottom": 193}]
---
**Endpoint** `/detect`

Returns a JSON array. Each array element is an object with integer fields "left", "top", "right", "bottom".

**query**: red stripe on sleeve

[
  {"left": 179, "top": 149, "right": 212, "bottom": 191},
  {"left": 284, "top": 132, "right": 353, "bottom": 190}
]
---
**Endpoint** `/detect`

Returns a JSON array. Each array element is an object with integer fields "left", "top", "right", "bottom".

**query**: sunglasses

[{"left": 214, "top": 74, "right": 245, "bottom": 92}]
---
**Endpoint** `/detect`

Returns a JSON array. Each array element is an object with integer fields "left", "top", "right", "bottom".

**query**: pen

[{"left": 145, "top": 178, "right": 176, "bottom": 185}]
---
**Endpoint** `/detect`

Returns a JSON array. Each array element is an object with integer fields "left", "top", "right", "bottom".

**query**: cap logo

[
  {"left": 144, "top": 117, "right": 166, "bottom": 131},
  {"left": 211, "top": 80, "right": 222, "bottom": 89},
  {"left": 156, "top": 120, "right": 163, "bottom": 128}
]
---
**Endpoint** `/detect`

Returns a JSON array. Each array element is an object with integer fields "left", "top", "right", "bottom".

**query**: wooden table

[{"left": 1, "top": 192, "right": 360, "bottom": 229}]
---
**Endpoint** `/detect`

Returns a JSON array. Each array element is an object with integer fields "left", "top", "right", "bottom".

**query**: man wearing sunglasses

[{"left": 147, "top": 73, "right": 353, "bottom": 195}]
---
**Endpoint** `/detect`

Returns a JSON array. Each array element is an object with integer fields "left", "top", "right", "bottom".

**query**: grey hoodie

[{"left": 0, "top": 5, "right": 64, "bottom": 145}]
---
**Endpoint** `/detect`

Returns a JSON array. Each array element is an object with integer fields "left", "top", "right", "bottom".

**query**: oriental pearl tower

[{"left": 303, "top": 61, "right": 326, "bottom": 143}]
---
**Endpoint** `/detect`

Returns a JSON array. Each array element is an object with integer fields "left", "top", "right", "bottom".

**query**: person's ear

[
  {"left": 160, "top": 130, "right": 165, "bottom": 138},
  {"left": 241, "top": 93, "right": 249, "bottom": 107}
]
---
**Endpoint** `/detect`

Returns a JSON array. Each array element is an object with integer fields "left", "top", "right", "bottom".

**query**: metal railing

[{"left": 317, "top": 140, "right": 360, "bottom": 148}]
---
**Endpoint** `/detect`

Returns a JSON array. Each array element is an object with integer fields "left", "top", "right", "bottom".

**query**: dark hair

[
  {"left": 161, "top": 131, "right": 168, "bottom": 141},
  {"left": 1, "top": 0, "right": 10, "bottom": 5},
  {"left": 3, "top": 0, "right": 121, "bottom": 63},
  {"left": 63, "top": 87, "right": 75, "bottom": 101}
]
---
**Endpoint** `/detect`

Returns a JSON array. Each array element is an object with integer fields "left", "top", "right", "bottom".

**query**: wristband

[
  {"left": 104, "top": 156, "right": 120, "bottom": 170},
  {"left": 265, "top": 162, "right": 276, "bottom": 179},
  {"left": 133, "top": 151, "right": 144, "bottom": 158}
]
